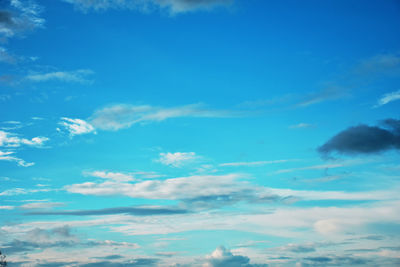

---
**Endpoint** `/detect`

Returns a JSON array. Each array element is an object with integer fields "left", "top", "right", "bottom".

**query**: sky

[{"left": 1, "top": 0, "right": 400, "bottom": 266}]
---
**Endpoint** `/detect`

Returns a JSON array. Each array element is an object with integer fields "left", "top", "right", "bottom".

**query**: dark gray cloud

[
  {"left": 0, "top": 10, "right": 13, "bottom": 25},
  {"left": 26, "top": 205, "right": 188, "bottom": 216},
  {"left": 318, "top": 119, "right": 400, "bottom": 155}
]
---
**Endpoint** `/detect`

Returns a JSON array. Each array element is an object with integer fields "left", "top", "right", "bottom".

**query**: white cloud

[
  {"left": 204, "top": 246, "right": 252, "bottom": 267},
  {"left": 59, "top": 117, "right": 96, "bottom": 136},
  {"left": 158, "top": 152, "right": 197, "bottom": 167},
  {"left": 0, "top": 130, "right": 49, "bottom": 147},
  {"left": 86, "top": 170, "right": 134, "bottom": 182},
  {"left": 19, "top": 202, "right": 64, "bottom": 210},
  {"left": 374, "top": 90, "right": 400, "bottom": 107},
  {"left": 0, "top": 187, "right": 51, "bottom": 196},
  {"left": 65, "top": 174, "right": 248, "bottom": 200},
  {"left": 0, "top": 205, "right": 14, "bottom": 210},
  {"left": 0, "top": 150, "right": 34, "bottom": 167},
  {"left": 89, "top": 103, "right": 236, "bottom": 131},
  {"left": 63, "top": 0, "right": 233, "bottom": 14},
  {"left": 26, "top": 69, "right": 94, "bottom": 83}
]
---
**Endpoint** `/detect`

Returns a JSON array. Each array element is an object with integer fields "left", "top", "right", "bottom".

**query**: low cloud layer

[{"left": 319, "top": 119, "right": 400, "bottom": 155}]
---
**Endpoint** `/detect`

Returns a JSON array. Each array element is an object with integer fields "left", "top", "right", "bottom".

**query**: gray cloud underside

[
  {"left": 319, "top": 119, "right": 400, "bottom": 155},
  {"left": 26, "top": 205, "right": 188, "bottom": 216}
]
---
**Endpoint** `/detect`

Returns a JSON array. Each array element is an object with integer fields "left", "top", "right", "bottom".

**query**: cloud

[
  {"left": 0, "top": 130, "right": 49, "bottom": 147},
  {"left": 0, "top": 187, "right": 50, "bottom": 196},
  {"left": 318, "top": 119, "right": 400, "bottom": 155},
  {"left": 289, "top": 123, "right": 313, "bottom": 129},
  {"left": 26, "top": 69, "right": 94, "bottom": 83},
  {"left": 59, "top": 117, "right": 96, "bottom": 136},
  {"left": 26, "top": 205, "right": 188, "bottom": 216},
  {"left": 85, "top": 170, "right": 134, "bottom": 182},
  {"left": 0, "top": 0, "right": 44, "bottom": 40},
  {"left": 89, "top": 103, "right": 236, "bottom": 131},
  {"left": 354, "top": 53, "right": 400, "bottom": 76},
  {"left": 157, "top": 152, "right": 197, "bottom": 167},
  {"left": 0, "top": 150, "right": 34, "bottom": 167},
  {"left": 204, "top": 246, "right": 265, "bottom": 267},
  {"left": 63, "top": 0, "right": 233, "bottom": 14},
  {"left": 220, "top": 159, "right": 292, "bottom": 167},
  {"left": 374, "top": 90, "right": 400, "bottom": 107},
  {"left": 0, "top": 46, "right": 16, "bottom": 63},
  {"left": 297, "top": 86, "right": 345, "bottom": 107},
  {"left": 19, "top": 202, "right": 64, "bottom": 210},
  {"left": 281, "top": 243, "right": 316, "bottom": 253}
]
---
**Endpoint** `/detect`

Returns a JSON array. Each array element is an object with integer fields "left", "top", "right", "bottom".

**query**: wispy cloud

[
  {"left": 374, "top": 90, "right": 400, "bottom": 107},
  {"left": 157, "top": 152, "right": 197, "bottom": 167},
  {"left": 289, "top": 123, "right": 313, "bottom": 129},
  {"left": 63, "top": 0, "right": 233, "bottom": 14},
  {"left": 85, "top": 170, "right": 134, "bottom": 182},
  {"left": 89, "top": 103, "right": 237, "bottom": 131},
  {"left": 0, "top": 150, "right": 34, "bottom": 167},
  {"left": 58, "top": 117, "right": 96, "bottom": 136},
  {"left": 297, "top": 86, "right": 346, "bottom": 107},
  {"left": 26, "top": 69, "right": 94, "bottom": 83},
  {"left": 220, "top": 159, "right": 293, "bottom": 167}
]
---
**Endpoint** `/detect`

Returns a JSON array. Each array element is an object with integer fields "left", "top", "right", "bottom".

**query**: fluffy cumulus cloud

[
  {"left": 63, "top": 0, "right": 233, "bottom": 14},
  {"left": 59, "top": 117, "right": 96, "bottom": 136},
  {"left": 89, "top": 103, "right": 235, "bottom": 131},
  {"left": 0, "top": 0, "right": 44, "bottom": 40},
  {"left": 319, "top": 119, "right": 400, "bottom": 155},
  {"left": 157, "top": 152, "right": 197, "bottom": 167},
  {"left": 26, "top": 69, "right": 94, "bottom": 83},
  {"left": 375, "top": 89, "right": 400, "bottom": 107},
  {"left": 204, "top": 246, "right": 265, "bottom": 267}
]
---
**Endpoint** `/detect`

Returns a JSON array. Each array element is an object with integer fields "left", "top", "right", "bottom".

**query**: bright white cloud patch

[
  {"left": 26, "top": 69, "right": 94, "bottom": 83},
  {"left": 89, "top": 103, "right": 235, "bottom": 131},
  {"left": 158, "top": 152, "right": 197, "bottom": 167},
  {"left": 0, "top": 130, "right": 49, "bottom": 147},
  {"left": 375, "top": 89, "right": 400, "bottom": 107},
  {"left": 59, "top": 117, "right": 96, "bottom": 136}
]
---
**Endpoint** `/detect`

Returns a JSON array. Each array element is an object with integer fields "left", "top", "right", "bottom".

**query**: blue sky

[{"left": 1, "top": 0, "right": 400, "bottom": 266}]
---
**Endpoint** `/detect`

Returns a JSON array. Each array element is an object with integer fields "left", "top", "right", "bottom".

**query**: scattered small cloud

[
  {"left": 26, "top": 69, "right": 94, "bottom": 83},
  {"left": 354, "top": 53, "right": 400, "bottom": 76},
  {"left": 157, "top": 152, "right": 197, "bottom": 167},
  {"left": 19, "top": 202, "right": 64, "bottom": 210},
  {"left": 0, "top": 130, "right": 49, "bottom": 147},
  {"left": 319, "top": 119, "right": 400, "bottom": 156},
  {"left": 374, "top": 89, "right": 400, "bottom": 107},
  {"left": 58, "top": 117, "right": 96, "bottom": 136},
  {"left": 297, "top": 85, "right": 346, "bottom": 107},
  {"left": 204, "top": 246, "right": 265, "bottom": 267}
]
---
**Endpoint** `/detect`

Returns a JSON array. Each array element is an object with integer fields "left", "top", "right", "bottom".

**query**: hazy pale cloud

[
  {"left": 26, "top": 69, "right": 94, "bottom": 83},
  {"left": 289, "top": 123, "right": 313, "bottom": 129},
  {"left": 157, "top": 152, "right": 197, "bottom": 167},
  {"left": 375, "top": 90, "right": 400, "bottom": 107},
  {"left": 89, "top": 103, "right": 236, "bottom": 131},
  {"left": 59, "top": 117, "right": 96, "bottom": 136},
  {"left": 85, "top": 170, "right": 134, "bottom": 182},
  {"left": 220, "top": 159, "right": 292, "bottom": 167},
  {"left": 63, "top": 0, "right": 233, "bottom": 14}
]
